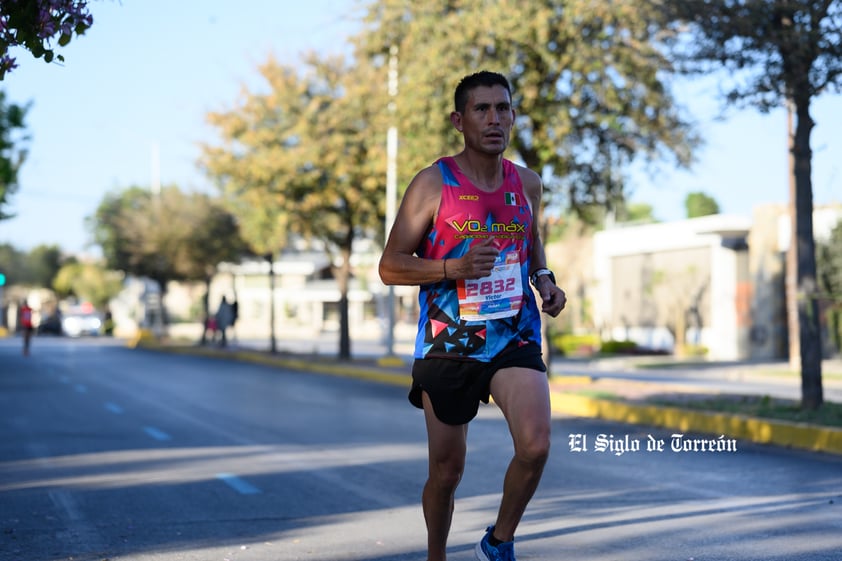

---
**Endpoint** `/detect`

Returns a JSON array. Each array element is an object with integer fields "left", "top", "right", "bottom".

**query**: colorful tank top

[{"left": 413, "top": 156, "right": 543, "bottom": 361}]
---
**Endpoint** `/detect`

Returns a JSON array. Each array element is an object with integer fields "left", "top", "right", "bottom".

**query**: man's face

[{"left": 451, "top": 84, "right": 515, "bottom": 155}]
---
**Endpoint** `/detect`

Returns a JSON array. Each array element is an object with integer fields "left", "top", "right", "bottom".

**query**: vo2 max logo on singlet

[{"left": 451, "top": 219, "right": 527, "bottom": 234}]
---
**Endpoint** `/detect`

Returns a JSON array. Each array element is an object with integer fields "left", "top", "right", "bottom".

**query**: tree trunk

[
  {"left": 199, "top": 278, "right": 210, "bottom": 346},
  {"left": 267, "top": 253, "right": 277, "bottom": 354},
  {"left": 674, "top": 306, "right": 687, "bottom": 359},
  {"left": 337, "top": 247, "right": 352, "bottom": 361},
  {"left": 156, "top": 279, "right": 168, "bottom": 338},
  {"left": 793, "top": 98, "right": 823, "bottom": 409}
]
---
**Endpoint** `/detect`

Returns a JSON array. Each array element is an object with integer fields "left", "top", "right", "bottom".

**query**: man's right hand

[{"left": 452, "top": 238, "right": 499, "bottom": 279}]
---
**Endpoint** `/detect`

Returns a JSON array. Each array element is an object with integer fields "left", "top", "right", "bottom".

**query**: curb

[
  {"left": 551, "top": 393, "right": 842, "bottom": 456},
  {"left": 135, "top": 341, "right": 842, "bottom": 456}
]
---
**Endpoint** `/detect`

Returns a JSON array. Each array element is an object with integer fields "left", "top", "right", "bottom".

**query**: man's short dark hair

[{"left": 454, "top": 71, "right": 512, "bottom": 113}]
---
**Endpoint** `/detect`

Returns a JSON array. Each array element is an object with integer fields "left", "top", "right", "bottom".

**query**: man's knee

[
  {"left": 429, "top": 457, "right": 465, "bottom": 490},
  {"left": 515, "top": 432, "right": 551, "bottom": 466}
]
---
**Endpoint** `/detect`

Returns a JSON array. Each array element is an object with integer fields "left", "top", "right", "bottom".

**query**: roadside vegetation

[{"left": 649, "top": 394, "right": 842, "bottom": 429}]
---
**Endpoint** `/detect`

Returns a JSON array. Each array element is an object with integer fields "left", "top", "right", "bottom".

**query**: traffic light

[{"left": 0, "top": 272, "right": 5, "bottom": 286}]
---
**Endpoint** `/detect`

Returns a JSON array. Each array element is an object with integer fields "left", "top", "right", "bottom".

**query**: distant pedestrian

[
  {"left": 214, "top": 296, "right": 234, "bottom": 347},
  {"left": 19, "top": 300, "right": 34, "bottom": 356}
]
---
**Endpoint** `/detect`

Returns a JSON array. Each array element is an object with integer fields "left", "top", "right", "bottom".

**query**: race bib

[{"left": 457, "top": 251, "right": 523, "bottom": 321}]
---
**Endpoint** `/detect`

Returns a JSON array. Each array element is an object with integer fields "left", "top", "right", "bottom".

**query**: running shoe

[{"left": 475, "top": 525, "right": 516, "bottom": 561}]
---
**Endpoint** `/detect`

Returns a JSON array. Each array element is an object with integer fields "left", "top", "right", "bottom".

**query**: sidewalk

[{"left": 137, "top": 334, "right": 842, "bottom": 457}]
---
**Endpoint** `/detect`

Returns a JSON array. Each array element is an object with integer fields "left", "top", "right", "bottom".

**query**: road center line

[
  {"left": 143, "top": 426, "right": 172, "bottom": 441},
  {"left": 216, "top": 473, "right": 261, "bottom": 495},
  {"left": 104, "top": 402, "right": 124, "bottom": 414}
]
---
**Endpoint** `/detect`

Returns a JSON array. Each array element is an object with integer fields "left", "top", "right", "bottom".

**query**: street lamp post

[{"left": 384, "top": 45, "right": 399, "bottom": 358}]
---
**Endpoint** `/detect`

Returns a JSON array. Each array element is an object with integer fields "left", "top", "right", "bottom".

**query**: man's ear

[{"left": 450, "top": 111, "right": 462, "bottom": 132}]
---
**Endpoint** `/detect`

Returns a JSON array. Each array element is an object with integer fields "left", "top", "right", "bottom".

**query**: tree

[
  {"left": 0, "top": 0, "right": 93, "bottom": 79},
  {"left": 0, "top": 91, "right": 29, "bottom": 220},
  {"left": 0, "top": 242, "right": 65, "bottom": 287},
  {"left": 356, "top": 0, "right": 697, "bottom": 216},
  {"left": 620, "top": 202, "right": 658, "bottom": 224},
  {"left": 26, "top": 243, "right": 63, "bottom": 287},
  {"left": 658, "top": 0, "right": 842, "bottom": 409},
  {"left": 173, "top": 193, "right": 249, "bottom": 345},
  {"left": 53, "top": 260, "right": 124, "bottom": 309},
  {"left": 201, "top": 54, "right": 388, "bottom": 359},
  {"left": 685, "top": 191, "right": 720, "bottom": 218},
  {"left": 89, "top": 185, "right": 246, "bottom": 333},
  {"left": 200, "top": 60, "right": 304, "bottom": 354}
]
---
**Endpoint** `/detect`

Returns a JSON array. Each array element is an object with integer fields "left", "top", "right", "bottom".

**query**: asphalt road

[{"left": 2, "top": 336, "right": 841, "bottom": 561}]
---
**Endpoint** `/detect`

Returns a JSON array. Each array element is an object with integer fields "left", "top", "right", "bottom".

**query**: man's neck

[{"left": 453, "top": 150, "right": 505, "bottom": 191}]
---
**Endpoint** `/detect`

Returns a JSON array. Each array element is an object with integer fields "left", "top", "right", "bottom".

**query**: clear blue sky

[{"left": 1, "top": 0, "right": 839, "bottom": 256}]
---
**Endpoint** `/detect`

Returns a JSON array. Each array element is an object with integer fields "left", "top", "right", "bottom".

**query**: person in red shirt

[{"left": 19, "top": 300, "right": 34, "bottom": 356}]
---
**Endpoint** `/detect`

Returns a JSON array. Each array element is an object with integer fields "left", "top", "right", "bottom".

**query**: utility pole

[
  {"left": 150, "top": 142, "right": 165, "bottom": 338},
  {"left": 383, "top": 45, "right": 399, "bottom": 360}
]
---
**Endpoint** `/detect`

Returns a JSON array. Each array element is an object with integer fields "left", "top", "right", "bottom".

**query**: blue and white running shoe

[{"left": 475, "top": 525, "right": 516, "bottom": 561}]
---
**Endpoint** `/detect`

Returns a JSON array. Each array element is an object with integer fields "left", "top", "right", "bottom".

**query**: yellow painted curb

[
  {"left": 377, "top": 355, "right": 407, "bottom": 368},
  {"left": 550, "top": 393, "right": 842, "bottom": 456},
  {"left": 137, "top": 342, "right": 411, "bottom": 388}
]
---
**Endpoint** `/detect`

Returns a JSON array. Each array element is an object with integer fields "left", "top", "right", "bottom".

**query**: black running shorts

[{"left": 409, "top": 342, "right": 546, "bottom": 426}]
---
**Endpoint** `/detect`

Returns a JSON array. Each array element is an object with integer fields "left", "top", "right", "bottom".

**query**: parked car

[
  {"left": 37, "top": 312, "right": 64, "bottom": 335},
  {"left": 62, "top": 307, "right": 103, "bottom": 337}
]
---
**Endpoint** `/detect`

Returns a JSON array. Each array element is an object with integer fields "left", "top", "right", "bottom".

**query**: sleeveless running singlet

[{"left": 413, "top": 156, "right": 543, "bottom": 361}]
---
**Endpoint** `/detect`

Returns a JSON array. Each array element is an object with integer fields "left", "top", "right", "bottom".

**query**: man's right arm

[{"left": 378, "top": 166, "right": 445, "bottom": 286}]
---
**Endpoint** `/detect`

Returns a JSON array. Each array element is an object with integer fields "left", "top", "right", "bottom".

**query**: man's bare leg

[
  {"left": 421, "top": 392, "right": 469, "bottom": 561},
  {"left": 487, "top": 367, "right": 552, "bottom": 542}
]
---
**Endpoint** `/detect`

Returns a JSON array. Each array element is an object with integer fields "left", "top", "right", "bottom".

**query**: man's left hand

[{"left": 536, "top": 278, "right": 566, "bottom": 317}]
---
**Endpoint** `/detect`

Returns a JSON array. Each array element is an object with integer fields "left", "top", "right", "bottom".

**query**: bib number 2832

[{"left": 457, "top": 251, "right": 523, "bottom": 321}]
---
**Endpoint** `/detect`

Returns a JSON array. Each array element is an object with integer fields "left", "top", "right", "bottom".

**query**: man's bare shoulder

[
  {"left": 412, "top": 164, "right": 444, "bottom": 188},
  {"left": 405, "top": 164, "right": 444, "bottom": 201},
  {"left": 512, "top": 162, "right": 541, "bottom": 184},
  {"left": 512, "top": 162, "right": 542, "bottom": 194}
]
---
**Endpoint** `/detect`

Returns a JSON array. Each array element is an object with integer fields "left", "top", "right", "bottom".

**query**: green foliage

[
  {"left": 685, "top": 191, "right": 720, "bottom": 218},
  {"left": 552, "top": 332, "right": 601, "bottom": 356},
  {"left": 0, "top": 243, "right": 26, "bottom": 285},
  {"left": 599, "top": 340, "right": 638, "bottom": 354},
  {"left": 659, "top": 0, "right": 842, "bottom": 110},
  {"left": 27, "top": 244, "right": 63, "bottom": 287},
  {"left": 53, "top": 261, "right": 124, "bottom": 309},
  {"left": 817, "top": 218, "right": 842, "bottom": 352},
  {"left": 0, "top": 242, "right": 65, "bottom": 288},
  {"left": 0, "top": 0, "right": 94, "bottom": 79},
  {"left": 0, "top": 91, "right": 29, "bottom": 220},
  {"left": 652, "top": 394, "right": 842, "bottom": 428},
  {"left": 355, "top": 0, "right": 698, "bottom": 218},
  {"left": 617, "top": 202, "right": 657, "bottom": 224},
  {"left": 200, "top": 54, "right": 390, "bottom": 358},
  {"left": 89, "top": 185, "right": 247, "bottom": 293}
]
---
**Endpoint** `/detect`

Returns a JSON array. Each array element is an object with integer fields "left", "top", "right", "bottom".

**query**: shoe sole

[{"left": 475, "top": 541, "right": 490, "bottom": 561}]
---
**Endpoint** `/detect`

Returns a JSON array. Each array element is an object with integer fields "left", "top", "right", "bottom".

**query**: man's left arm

[{"left": 522, "top": 168, "right": 567, "bottom": 317}]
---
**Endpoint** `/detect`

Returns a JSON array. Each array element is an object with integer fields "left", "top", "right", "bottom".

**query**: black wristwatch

[{"left": 530, "top": 268, "right": 556, "bottom": 287}]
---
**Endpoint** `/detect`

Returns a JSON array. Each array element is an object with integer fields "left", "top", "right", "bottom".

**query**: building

[
  {"left": 592, "top": 214, "right": 751, "bottom": 359},
  {"left": 588, "top": 204, "right": 841, "bottom": 361}
]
